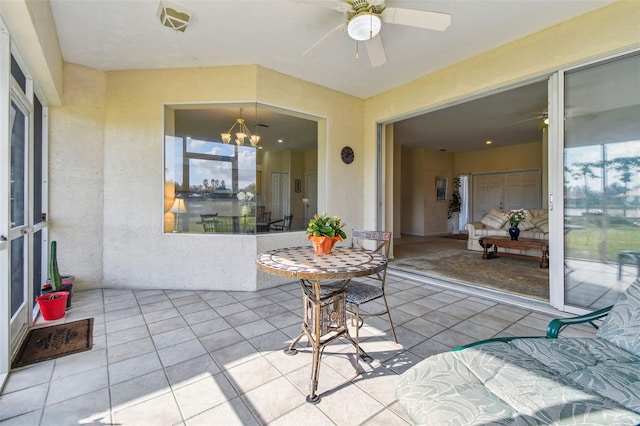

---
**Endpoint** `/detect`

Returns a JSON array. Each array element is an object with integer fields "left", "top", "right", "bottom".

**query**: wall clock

[{"left": 340, "top": 146, "right": 354, "bottom": 164}]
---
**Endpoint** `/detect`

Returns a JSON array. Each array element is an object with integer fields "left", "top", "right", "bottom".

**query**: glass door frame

[{"left": 548, "top": 48, "right": 640, "bottom": 315}]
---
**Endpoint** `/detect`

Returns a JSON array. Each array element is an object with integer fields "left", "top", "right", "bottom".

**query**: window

[{"left": 163, "top": 103, "right": 319, "bottom": 234}]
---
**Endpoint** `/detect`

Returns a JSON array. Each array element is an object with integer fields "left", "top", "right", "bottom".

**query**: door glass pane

[
  {"left": 33, "top": 96, "right": 44, "bottom": 224},
  {"left": 32, "top": 231, "right": 43, "bottom": 307},
  {"left": 564, "top": 53, "right": 640, "bottom": 310},
  {"left": 10, "top": 101, "right": 27, "bottom": 228},
  {"left": 11, "top": 238, "right": 25, "bottom": 317}
]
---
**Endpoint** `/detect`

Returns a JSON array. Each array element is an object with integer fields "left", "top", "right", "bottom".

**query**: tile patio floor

[{"left": 0, "top": 274, "right": 598, "bottom": 425}]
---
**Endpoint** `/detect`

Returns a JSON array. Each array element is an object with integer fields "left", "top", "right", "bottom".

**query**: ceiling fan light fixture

[{"left": 347, "top": 12, "right": 381, "bottom": 41}]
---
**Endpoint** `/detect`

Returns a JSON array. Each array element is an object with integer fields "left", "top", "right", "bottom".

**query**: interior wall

[
  {"left": 455, "top": 141, "right": 542, "bottom": 175},
  {"left": 400, "top": 146, "right": 455, "bottom": 236}
]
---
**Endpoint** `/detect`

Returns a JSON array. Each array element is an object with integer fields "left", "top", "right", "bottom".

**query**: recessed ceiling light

[
  {"left": 485, "top": 140, "right": 493, "bottom": 145},
  {"left": 277, "top": 139, "right": 283, "bottom": 143}
]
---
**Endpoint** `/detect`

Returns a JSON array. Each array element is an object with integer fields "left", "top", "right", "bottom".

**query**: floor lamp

[{"left": 170, "top": 198, "right": 187, "bottom": 232}]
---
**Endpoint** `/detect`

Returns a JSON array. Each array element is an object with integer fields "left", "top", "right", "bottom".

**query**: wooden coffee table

[{"left": 479, "top": 236, "right": 549, "bottom": 268}]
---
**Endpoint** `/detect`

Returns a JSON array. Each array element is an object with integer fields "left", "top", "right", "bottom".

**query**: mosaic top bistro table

[{"left": 256, "top": 245, "right": 388, "bottom": 403}]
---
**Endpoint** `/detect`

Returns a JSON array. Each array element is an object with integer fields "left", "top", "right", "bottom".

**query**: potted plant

[
  {"left": 36, "top": 241, "right": 70, "bottom": 320},
  {"left": 306, "top": 212, "right": 347, "bottom": 255},
  {"left": 448, "top": 177, "right": 462, "bottom": 234},
  {"left": 40, "top": 241, "right": 74, "bottom": 309}
]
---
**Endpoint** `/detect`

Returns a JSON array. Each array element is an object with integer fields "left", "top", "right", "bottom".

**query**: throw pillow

[
  {"left": 597, "top": 278, "right": 640, "bottom": 357},
  {"left": 519, "top": 210, "right": 537, "bottom": 231},
  {"left": 530, "top": 213, "right": 549, "bottom": 233},
  {"left": 480, "top": 208, "right": 508, "bottom": 229}
]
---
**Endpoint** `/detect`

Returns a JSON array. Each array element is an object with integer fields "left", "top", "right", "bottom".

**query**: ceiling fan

[
  {"left": 300, "top": 0, "right": 451, "bottom": 67},
  {"left": 508, "top": 111, "right": 549, "bottom": 126}
]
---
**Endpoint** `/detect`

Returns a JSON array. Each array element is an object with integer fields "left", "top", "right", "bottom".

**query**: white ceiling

[{"left": 49, "top": 0, "right": 616, "bottom": 150}]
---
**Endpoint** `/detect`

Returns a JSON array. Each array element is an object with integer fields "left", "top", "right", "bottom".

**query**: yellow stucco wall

[{"left": 455, "top": 141, "right": 543, "bottom": 175}]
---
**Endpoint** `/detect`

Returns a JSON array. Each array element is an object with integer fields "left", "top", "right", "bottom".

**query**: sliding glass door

[{"left": 560, "top": 53, "right": 640, "bottom": 311}]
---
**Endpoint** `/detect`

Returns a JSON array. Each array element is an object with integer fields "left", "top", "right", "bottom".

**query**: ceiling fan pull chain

[
  {"left": 355, "top": 41, "right": 360, "bottom": 60},
  {"left": 369, "top": 10, "right": 374, "bottom": 40}
]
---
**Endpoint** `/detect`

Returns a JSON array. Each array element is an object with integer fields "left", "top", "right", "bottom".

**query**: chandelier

[{"left": 220, "top": 108, "right": 260, "bottom": 146}]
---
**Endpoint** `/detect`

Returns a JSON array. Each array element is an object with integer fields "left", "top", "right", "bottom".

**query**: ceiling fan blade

[
  {"left": 365, "top": 35, "right": 387, "bottom": 67},
  {"left": 303, "top": 22, "right": 347, "bottom": 57},
  {"left": 381, "top": 7, "right": 451, "bottom": 31},
  {"left": 289, "top": 0, "right": 351, "bottom": 12}
]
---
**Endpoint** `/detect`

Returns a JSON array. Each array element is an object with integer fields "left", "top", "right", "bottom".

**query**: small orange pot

[{"left": 308, "top": 235, "right": 342, "bottom": 255}]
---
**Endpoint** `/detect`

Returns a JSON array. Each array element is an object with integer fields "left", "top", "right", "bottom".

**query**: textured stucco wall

[
  {"left": 98, "top": 65, "right": 361, "bottom": 291},
  {"left": 48, "top": 64, "right": 106, "bottom": 290}
]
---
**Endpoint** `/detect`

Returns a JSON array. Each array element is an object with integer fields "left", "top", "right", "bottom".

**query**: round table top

[{"left": 256, "top": 246, "right": 387, "bottom": 280}]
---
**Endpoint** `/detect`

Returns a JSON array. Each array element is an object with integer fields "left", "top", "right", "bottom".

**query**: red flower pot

[
  {"left": 308, "top": 235, "right": 342, "bottom": 255},
  {"left": 36, "top": 291, "right": 69, "bottom": 320}
]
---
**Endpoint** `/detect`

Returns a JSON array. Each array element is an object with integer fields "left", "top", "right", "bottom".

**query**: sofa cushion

[
  {"left": 480, "top": 208, "right": 508, "bottom": 229},
  {"left": 597, "top": 278, "right": 640, "bottom": 357},
  {"left": 530, "top": 213, "right": 549, "bottom": 233}
]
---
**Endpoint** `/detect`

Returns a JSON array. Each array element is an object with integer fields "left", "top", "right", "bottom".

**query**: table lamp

[{"left": 169, "top": 198, "right": 187, "bottom": 232}]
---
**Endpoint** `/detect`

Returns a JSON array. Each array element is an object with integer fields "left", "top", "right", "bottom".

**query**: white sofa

[{"left": 465, "top": 208, "right": 548, "bottom": 256}]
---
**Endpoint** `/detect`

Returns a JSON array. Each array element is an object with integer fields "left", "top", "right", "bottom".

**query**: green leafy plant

[
  {"left": 448, "top": 177, "right": 462, "bottom": 219},
  {"left": 306, "top": 212, "right": 347, "bottom": 239},
  {"left": 505, "top": 209, "right": 526, "bottom": 227},
  {"left": 48, "top": 240, "right": 62, "bottom": 292}
]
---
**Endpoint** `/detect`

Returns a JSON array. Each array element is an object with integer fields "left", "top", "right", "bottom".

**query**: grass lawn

[{"left": 566, "top": 222, "right": 640, "bottom": 262}]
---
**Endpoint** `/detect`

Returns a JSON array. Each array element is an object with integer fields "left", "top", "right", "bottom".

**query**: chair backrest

[
  {"left": 201, "top": 214, "right": 218, "bottom": 233},
  {"left": 351, "top": 230, "right": 392, "bottom": 256},
  {"left": 351, "top": 230, "right": 392, "bottom": 284},
  {"left": 257, "top": 211, "right": 271, "bottom": 223},
  {"left": 282, "top": 214, "right": 293, "bottom": 231}
]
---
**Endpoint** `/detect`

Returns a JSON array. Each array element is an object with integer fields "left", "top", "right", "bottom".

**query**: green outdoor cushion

[{"left": 597, "top": 278, "right": 640, "bottom": 357}]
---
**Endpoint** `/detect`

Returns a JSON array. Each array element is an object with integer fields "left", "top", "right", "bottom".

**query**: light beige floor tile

[
  {"left": 104, "top": 305, "right": 140, "bottom": 321},
  {"left": 157, "top": 339, "right": 207, "bottom": 367},
  {"left": 215, "top": 302, "right": 248, "bottom": 317},
  {"left": 408, "top": 338, "right": 452, "bottom": 358},
  {"left": 264, "top": 347, "right": 314, "bottom": 375},
  {"left": 361, "top": 407, "right": 410, "bottom": 425},
  {"left": 106, "top": 324, "right": 150, "bottom": 346},
  {"left": 382, "top": 350, "right": 423, "bottom": 375},
  {"left": 105, "top": 314, "right": 146, "bottom": 334},
  {"left": 211, "top": 341, "right": 261, "bottom": 371},
  {"left": 171, "top": 294, "right": 203, "bottom": 308},
  {"left": 143, "top": 307, "right": 181, "bottom": 324},
  {"left": 0, "top": 408, "right": 42, "bottom": 425},
  {"left": 110, "top": 369, "right": 171, "bottom": 411},
  {"left": 41, "top": 388, "right": 111, "bottom": 426},
  {"left": 173, "top": 373, "right": 238, "bottom": 419},
  {"left": 108, "top": 351, "right": 163, "bottom": 385},
  {"left": 190, "top": 317, "right": 231, "bottom": 338},
  {"left": 51, "top": 348, "right": 107, "bottom": 380},
  {"left": 147, "top": 316, "right": 189, "bottom": 336},
  {"left": 183, "top": 308, "right": 220, "bottom": 326},
  {"left": 165, "top": 354, "right": 221, "bottom": 390},
  {"left": 267, "top": 401, "right": 333, "bottom": 426},
  {"left": 2, "top": 361, "right": 54, "bottom": 393},
  {"left": 241, "top": 376, "right": 305, "bottom": 424},
  {"left": 285, "top": 362, "right": 350, "bottom": 398},
  {"left": 0, "top": 383, "right": 48, "bottom": 421},
  {"left": 139, "top": 299, "right": 175, "bottom": 314},
  {"left": 152, "top": 326, "right": 197, "bottom": 350},
  {"left": 47, "top": 366, "right": 108, "bottom": 405},
  {"left": 451, "top": 319, "right": 499, "bottom": 340},
  {"left": 107, "top": 336, "right": 156, "bottom": 364},
  {"left": 248, "top": 329, "right": 290, "bottom": 353},
  {"left": 225, "top": 310, "right": 261, "bottom": 328},
  {"left": 401, "top": 317, "right": 446, "bottom": 338},
  {"left": 224, "top": 356, "right": 282, "bottom": 394},
  {"left": 353, "top": 367, "right": 399, "bottom": 406},
  {"left": 112, "top": 391, "right": 182, "bottom": 426},
  {"left": 199, "top": 327, "right": 245, "bottom": 353},
  {"left": 235, "top": 319, "right": 276, "bottom": 340},
  {"left": 316, "top": 377, "right": 385, "bottom": 425},
  {"left": 185, "top": 397, "right": 258, "bottom": 426}
]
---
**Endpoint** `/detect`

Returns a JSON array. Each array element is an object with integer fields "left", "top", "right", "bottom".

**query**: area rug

[
  {"left": 392, "top": 250, "right": 549, "bottom": 300},
  {"left": 12, "top": 318, "right": 93, "bottom": 368}
]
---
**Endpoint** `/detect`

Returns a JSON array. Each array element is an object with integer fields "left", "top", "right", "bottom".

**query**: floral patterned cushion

[
  {"left": 396, "top": 339, "right": 640, "bottom": 425},
  {"left": 597, "top": 278, "right": 640, "bottom": 357}
]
